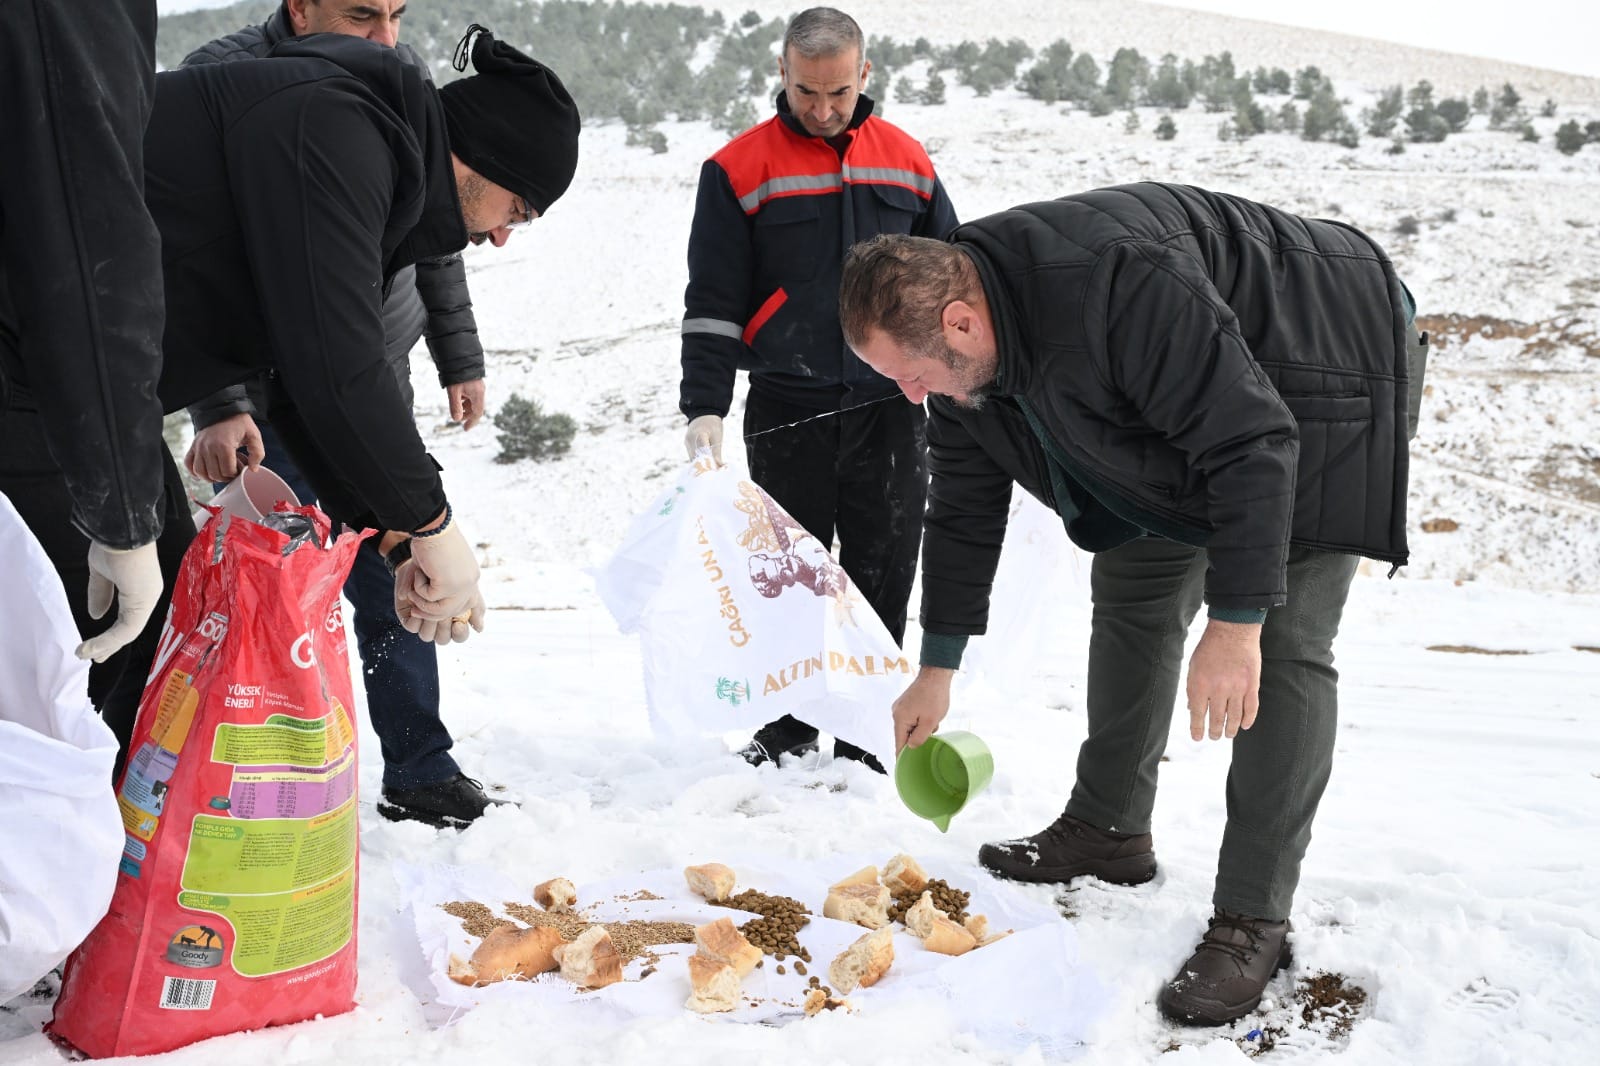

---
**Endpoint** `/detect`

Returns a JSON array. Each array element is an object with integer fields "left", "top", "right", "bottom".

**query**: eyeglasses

[{"left": 507, "top": 196, "right": 536, "bottom": 229}]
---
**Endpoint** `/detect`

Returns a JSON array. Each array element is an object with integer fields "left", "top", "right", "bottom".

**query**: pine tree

[
  {"left": 1555, "top": 120, "right": 1587, "bottom": 155},
  {"left": 1364, "top": 85, "right": 1403, "bottom": 138},
  {"left": 494, "top": 395, "right": 577, "bottom": 464},
  {"left": 921, "top": 70, "right": 946, "bottom": 106},
  {"left": 1155, "top": 113, "right": 1178, "bottom": 140}
]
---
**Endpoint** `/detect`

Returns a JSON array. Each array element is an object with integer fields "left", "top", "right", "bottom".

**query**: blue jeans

[{"left": 249, "top": 422, "right": 459, "bottom": 790}]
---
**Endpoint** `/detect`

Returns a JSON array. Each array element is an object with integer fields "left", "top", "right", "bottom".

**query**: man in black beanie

[{"left": 121, "top": 26, "right": 577, "bottom": 824}]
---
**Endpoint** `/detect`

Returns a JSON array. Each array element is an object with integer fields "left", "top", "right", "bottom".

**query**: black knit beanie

[{"left": 438, "top": 25, "right": 581, "bottom": 216}]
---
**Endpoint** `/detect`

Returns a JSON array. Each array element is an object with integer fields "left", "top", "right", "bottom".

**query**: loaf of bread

[
  {"left": 454, "top": 925, "right": 568, "bottom": 985},
  {"left": 823, "top": 882, "right": 891, "bottom": 929},
  {"left": 829, "top": 865, "right": 880, "bottom": 890},
  {"left": 693, "top": 917, "right": 762, "bottom": 978},
  {"left": 683, "top": 862, "right": 736, "bottom": 902},
  {"left": 685, "top": 954, "right": 740, "bottom": 1013},
  {"left": 828, "top": 927, "right": 894, "bottom": 993},
  {"left": 900, "top": 890, "right": 936, "bottom": 938},
  {"left": 534, "top": 877, "right": 577, "bottom": 913},
  {"left": 882, "top": 853, "right": 929, "bottom": 894},
  {"left": 552, "top": 925, "right": 623, "bottom": 988},
  {"left": 921, "top": 913, "right": 977, "bottom": 957}
]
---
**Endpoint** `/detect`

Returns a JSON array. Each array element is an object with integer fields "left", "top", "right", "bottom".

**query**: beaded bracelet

[{"left": 411, "top": 501, "right": 452, "bottom": 539}]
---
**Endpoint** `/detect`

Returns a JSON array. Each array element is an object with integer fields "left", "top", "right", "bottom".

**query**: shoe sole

[
  {"left": 979, "top": 848, "right": 1158, "bottom": 887},
  {"left": 376, "top": 800, "right": 473, "bottom": 830},
  {"left": 1157, "top": 939, "right": 1295, "bottom": 1027}
]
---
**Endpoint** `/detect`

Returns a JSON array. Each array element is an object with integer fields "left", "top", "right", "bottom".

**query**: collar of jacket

[
  {"left": 958, "top": 239, "right": 1032, "bottom": 397},
  {"left": 263, "top": 1, "right": 292, "bottom": 47},
  {"left": 774, "top": 90, "right": 875, "bottom": 143},
  {"left": 268, "top": 34, "right": 467, "bottom": 267}
]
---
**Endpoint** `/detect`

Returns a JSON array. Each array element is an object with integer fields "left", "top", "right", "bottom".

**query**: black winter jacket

[
  {"left": 922, "top": 183, "right": 1413, "bottom": 643},
  {"left": 181, "top": 2, "right": 483, "bottom": 431},
  {"left": 680, "top": 93, "right": 957, "bottom": 417},
  {"left": 0, "top": 0, "right": 166, "bottom": 549},
  {"left": 145, "top": 34, "right": 466, "bottom": 531}
]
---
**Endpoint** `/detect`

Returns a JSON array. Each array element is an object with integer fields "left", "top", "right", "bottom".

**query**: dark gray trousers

[{"left": 1064, "top": 536, "right": 1359, "bottom": 920}]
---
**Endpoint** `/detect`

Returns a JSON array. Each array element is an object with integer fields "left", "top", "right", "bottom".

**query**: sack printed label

[{"left": 164, "top": 925, "right": 225, "bottom": 968}]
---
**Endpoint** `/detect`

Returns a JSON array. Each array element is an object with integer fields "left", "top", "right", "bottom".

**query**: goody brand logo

[
  {"left": 146, "top": 609, "right": 229, "bottom": 686},
  {"left": 165, "top": 925, "right": 225, "bottom": 968},
  {"left": 324, "top": 600, "right": 342, "bottom": 633},
  {"left": 290, "top": 632, "right": 317, "bottom": 670}
]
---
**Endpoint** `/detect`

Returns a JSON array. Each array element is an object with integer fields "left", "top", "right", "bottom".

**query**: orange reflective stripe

[{"left": 742, "top": 287, "right": 788, "bottom": 345}]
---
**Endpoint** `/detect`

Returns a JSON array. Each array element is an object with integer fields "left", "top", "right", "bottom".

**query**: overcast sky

[{"left": 155, "top": 0, "right": 1599, "bottom": 78}]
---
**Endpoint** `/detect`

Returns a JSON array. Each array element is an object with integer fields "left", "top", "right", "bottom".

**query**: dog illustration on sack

[{"left": 734, "top": 482, "right": 859, "bottom": 624}]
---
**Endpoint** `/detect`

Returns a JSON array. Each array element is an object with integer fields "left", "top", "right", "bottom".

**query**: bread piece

[
  {"left": 684, "top": 862, "right": 736, "bottom": 903},
  {"left": 962, "top": 914, "right": 989, "bottom": 942},
  {"left": 447, "top": 953, "right": 477, "bottom": 987},
  {"left": 882, "top": 853, "right": 929, "bottom": 894},
  {"left": 829, "top": 865, "right": 880, "bottom": 890},
  {"left": 534, "top": 877, "right": 577, "bottom": 913},
  {"left": 921, "top": 914, "right": 978, "bottom": 957},
  {"left": 902, "top": 891, "right": 939, "bottom": 938},
  {"left": 694, "top": 917, "right": 762, "bottom": 978},
  {"left": 828, "top": 927, "right": 894, "bottom": 993},
  {"left": 464, "top": 925, "right": 567, "bottom": 983},
  {"left": 803, "top": 987, "right": 829, "bottom": 1016},
  {"left": 685, "top": 954, "right": 740, "bottom": 1013},
  {"left": 552, "top": 925, "right": 623, "bottom": 988},
  {"left": 823, "top": 882, "right": 891, "bottom": 929}
]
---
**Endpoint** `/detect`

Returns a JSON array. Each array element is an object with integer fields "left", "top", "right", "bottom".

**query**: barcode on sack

[{"left": 159, "top": 976, "right": 216, "bottom": 1010}]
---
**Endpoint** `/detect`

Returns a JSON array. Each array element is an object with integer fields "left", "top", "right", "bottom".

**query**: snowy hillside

[{"left": 4, "top": 2, "right": 1599, "bottom": 1064}]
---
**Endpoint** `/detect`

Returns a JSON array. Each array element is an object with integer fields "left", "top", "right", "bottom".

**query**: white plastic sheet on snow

[{"left": 400, "top": 856, "right": 1110, "bottom": 1057}]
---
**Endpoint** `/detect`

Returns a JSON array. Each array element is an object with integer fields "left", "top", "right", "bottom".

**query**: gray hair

[{"left": 782, "top": 7, "right": 865, "bottom": 64}]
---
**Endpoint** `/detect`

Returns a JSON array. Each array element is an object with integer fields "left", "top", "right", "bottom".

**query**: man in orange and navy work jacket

[{"left": 678, "top": 7, "right": 958, "bottom": 771}]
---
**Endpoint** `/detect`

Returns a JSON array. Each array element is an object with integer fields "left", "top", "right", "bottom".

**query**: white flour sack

[{"left": 597, "top": 457, "right": 902, "bottom": 765}]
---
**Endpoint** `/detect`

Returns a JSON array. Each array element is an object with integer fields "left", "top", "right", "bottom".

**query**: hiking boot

[
  {"left": 378, "top": 774, "right": 512, "bottom": 830},
  {"left": 977, "top": 810, "right": 1157, "bottom": 885},
  {"left": 738, "top": 715, "right": 819, "bottom": 767},
  {"left": 832, "top": 737, "right": 886, "bottom": 774},
  {"left": 1157, "top": 910, "right": 1294, "bottom": 1026}
]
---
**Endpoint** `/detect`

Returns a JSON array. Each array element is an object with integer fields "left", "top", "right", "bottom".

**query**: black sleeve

[
  {"left": 0, "top": 0, "right": 166, "bottom": 549},
  {"left": 918, "top": 399, "right": 1014, "bottom": 637},
  {"left": 1094, "top": 241, "right": 1299, "bottom": 610},
  {"left": 187, "top": 384, "right": 257, "bottom": 431},
  {"left": 223, "top": 84, "right": 445, "bottom": 531},
  {"left": 679, "top": 160, "right": 751, "bottom": 421},
  {"left": 415, "top": 253, "right": 486, "bottom": 386}
]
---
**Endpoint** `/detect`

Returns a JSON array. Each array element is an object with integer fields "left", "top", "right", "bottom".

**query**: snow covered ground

[{"left": 5, "top": 2, "right": 1600, "bottom": 1063}]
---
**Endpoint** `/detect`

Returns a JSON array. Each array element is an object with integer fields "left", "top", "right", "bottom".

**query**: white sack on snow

[
  {"left": 596, "top": 458, "right": 903, "bottom": 767},
  {"left": 400, "top": 857, "right": 1110, "bottom": 1058},
  {"left": 0, "top": 493, "right": 123, "bottom": 1003}
]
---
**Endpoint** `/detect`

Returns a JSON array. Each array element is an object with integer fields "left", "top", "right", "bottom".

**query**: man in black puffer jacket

[
  {"left": 839, "top": 183, "right": 1424, "bottom": 1027},
  {"left": 145, "top": 25, "right": 579, "bottom": 826},
  {"left": 176, "top": 1, "right": 497, "bottom": 830}
]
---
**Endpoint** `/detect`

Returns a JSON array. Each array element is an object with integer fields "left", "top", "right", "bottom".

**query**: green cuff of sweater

[
  {"left": 1207, "top": 605, "right": 1269, "bottom": 625},
  {"left": 920, "top": 632, "right": 969, "bottom": 670}
]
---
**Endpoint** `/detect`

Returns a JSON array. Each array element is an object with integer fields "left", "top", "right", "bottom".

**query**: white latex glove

[
  {"left": 405, "top": 516, "right": 482, "bottom": 620},
  {"left": 185, "top": 413, "right": 264, "bottom": 483},
  {"left": 393, "top": 558, "right": 486, "bottom": 646},
  {"left": 75, "top": 541, "right": 163, "bottom": 662},
  {"left": 684, "top": 414, "right": 724, "bottom": 464}
]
